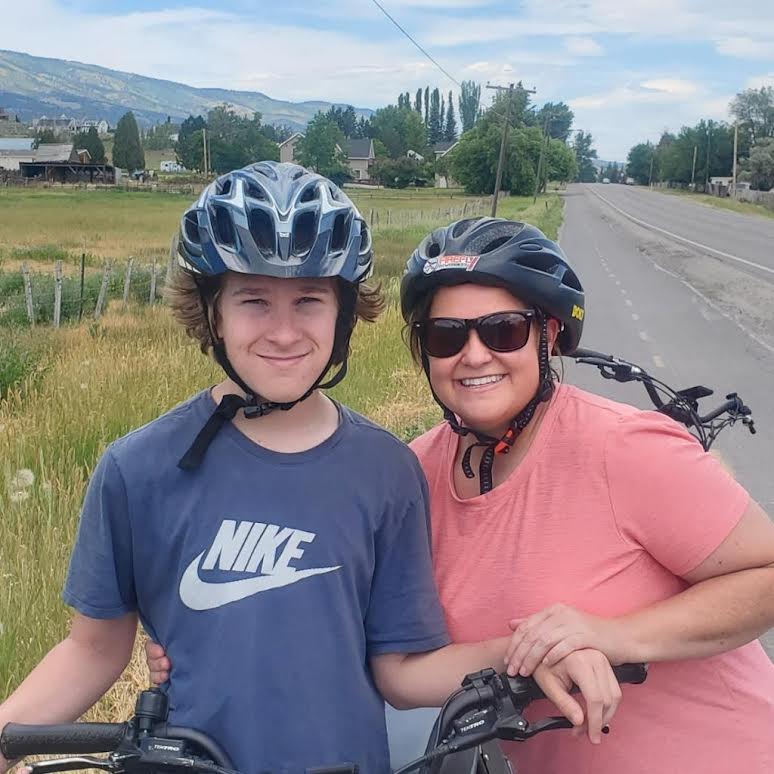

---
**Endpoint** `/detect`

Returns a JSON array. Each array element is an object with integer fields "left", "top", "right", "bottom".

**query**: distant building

[
  {"left": 0, "top": 137, "right": 35, "bottom": 170},
  {"left": 76, "top": 119, "right": 110, "bottom": 135},
  {"left": 433, "top": 140, "right": 460, "bottom": 188},
  {"left": 279, "top": 133, "right": 304, "bottom": 164},
  {"left": 279, "top": 133, "right": 376, "bottom": 182},
  {"left": 0, "top": 108, "right": 12, "bottom": 122},
  {"left": 160, "top": 160, "right": 185, "bottom": 173},
  {"left": 13, "top": 142, "right": 114, "bottom": 183},
  {"left": 33, "top": 116, "right": 78, "bottom": 134},
  {"left": 343, "top": 138, "right": 375, "bottom": 182}
]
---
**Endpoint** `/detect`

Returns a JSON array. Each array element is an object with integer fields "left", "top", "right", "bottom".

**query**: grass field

[
  {"left": 0, "top": 186, "right": 563, "bottom": 720},
  {"left": 658, "top": 187, "right": 774, "bottom": 220}
]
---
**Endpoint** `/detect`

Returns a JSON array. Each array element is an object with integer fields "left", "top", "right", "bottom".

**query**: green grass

[{"left": 658, "top": 188, "right": 774, "bottom": 220}]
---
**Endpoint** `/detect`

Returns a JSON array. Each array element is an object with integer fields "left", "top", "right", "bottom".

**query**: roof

[
  {"left": 344, "top": 138, "right": 373, "bottom": 159},
  {"left": 433, "top": 140, "right": 458, "bottom": 156},
  {"left": 0, "top": 137, "right": 34, "bottom": 151},
  {"left": 34, "top": 143, "right": 76, "bottom": 162},
  {"left": 278, "top": 132, "right": 304, "bottom": 148}
]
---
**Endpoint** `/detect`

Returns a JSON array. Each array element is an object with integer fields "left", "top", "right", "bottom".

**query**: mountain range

[{"left": 0, "top": 49, "right": 372, "bottom": 131}]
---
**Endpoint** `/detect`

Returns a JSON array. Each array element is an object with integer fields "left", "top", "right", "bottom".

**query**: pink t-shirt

[{"left": 411, "top": 383, "right": 774, "bottom": 774}]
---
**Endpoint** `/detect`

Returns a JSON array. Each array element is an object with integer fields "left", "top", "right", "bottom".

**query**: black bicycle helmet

[
  {"left": 177, "top": 161, "right": 373, "bottom": 471},
  {"left": 401, "top": 217, "right": 583, "bottom": 353},
  {"left": 400, "top": 217, "right": 585, "bottom": 494}
]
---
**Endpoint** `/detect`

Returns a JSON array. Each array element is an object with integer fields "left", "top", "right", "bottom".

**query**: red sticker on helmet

[{"left": 423, "top": 254, "right": 481, "bottom": 273}]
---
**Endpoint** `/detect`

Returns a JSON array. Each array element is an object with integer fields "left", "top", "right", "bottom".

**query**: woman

[
  {"left": 0, "top": 173, "right": 618, "bottom": 774},
  {"left": 398, "top": 217, "right": 774, "bottom": 773}
]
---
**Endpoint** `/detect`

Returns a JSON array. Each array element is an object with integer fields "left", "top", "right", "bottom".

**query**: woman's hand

[
  {"left": 532, "top": 648, "right": 623, "bottom": 744},
  {"left": 144, "top": 640, "right": 171, "bottom": 685},
  {"left": 506, "top": 604, "right": 629, "bottom": 677}
]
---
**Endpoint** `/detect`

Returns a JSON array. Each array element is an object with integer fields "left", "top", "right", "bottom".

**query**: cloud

[
  {"left": 746, "top": 74, "right": 774, "bottom": 90},
  {"left": 640, "top": 79, "right": 699, "bottom": 96},
  {"left": 564, "top": 37, "right": 604, "bottom": 56},
  {"left": 715, "top": 37, "right": 774, "bottom": 60}
]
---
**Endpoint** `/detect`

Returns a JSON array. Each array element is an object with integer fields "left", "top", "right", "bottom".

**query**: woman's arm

[
  {"left": 505, "top": 500, "right": 774, "bottom": 673},
  {"left": 0, "top": 612, "right": 137, "bottom": 773}
]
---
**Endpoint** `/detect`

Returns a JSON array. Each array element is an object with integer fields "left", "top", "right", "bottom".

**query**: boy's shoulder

[{"left": 107, "top": 390, "right": 210, "bottom": 470}]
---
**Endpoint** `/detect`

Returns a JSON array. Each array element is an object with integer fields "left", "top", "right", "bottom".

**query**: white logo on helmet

[{"left": 423, "top": 254, "right": 481, "bottom": 273}]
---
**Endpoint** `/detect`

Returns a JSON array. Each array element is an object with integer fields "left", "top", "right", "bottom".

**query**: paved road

[{"left": 559, "top": 183, "right": 774, "bottom": 657}]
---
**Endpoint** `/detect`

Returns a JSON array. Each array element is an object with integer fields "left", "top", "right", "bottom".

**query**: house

[
  {"left": 279, "top": 133, "right": 376, "bottom": 182},
  {"left": 0, "top": 108, "right": 11, "bottom": 122},
  {"left": 279, "top": 133, "right": 304, "bottom": 164},
  {"left": 433, "top": 140, "right": 460, "bottom": 188},
  {"left": 0, "top": 137, "right": 35, "bottom": 170},
  {"left": 77, "top": 119, "right": 110, "bottom": 136},
  {"left": 343, "top": 138, "right": 375, "bottom": 181},
  {"left": 160, "top": 160, "right": 185, "bottom": 173},
  {"left": 33, "top": 116, "right": 78, "bottom": 134}
]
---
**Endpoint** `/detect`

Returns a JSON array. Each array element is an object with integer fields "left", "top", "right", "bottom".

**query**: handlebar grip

[
  {"left": 0, "top": 722, "right": 127, "bottom": 759},
  {"left": 611, "top": 662, "right": 648, "bottom": 685}
]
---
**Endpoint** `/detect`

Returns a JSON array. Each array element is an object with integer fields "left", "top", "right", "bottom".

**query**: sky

[{"left": 1, "top": 0, "right": 773, "bottom": 161}]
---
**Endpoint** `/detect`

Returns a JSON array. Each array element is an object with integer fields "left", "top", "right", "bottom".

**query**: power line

[{"left": 367, "top": 0, "right": 461, "bottom": 88}]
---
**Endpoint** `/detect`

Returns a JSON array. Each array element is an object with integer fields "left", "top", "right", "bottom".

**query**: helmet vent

[
  {"left": 452, "top": 218, "right": 480, "bottom": 238},
  {"left": 212, "top": 206, "right": 236, "bottom": 248},
  {"left": 184, "top": 212, "right": 200, "bottom": 244},
  {"left": 244, "top": 182, "right": 266, "bottom": 201},
  {"left": 293, "top": 210, "right": 317, "bottom": 255},
  {"left": 330, "top": 212, "right": 350, "bottom": 253},
  {"left": 427, "top": 242, "right": 441, "bottom": 258},
  {"left": 300, "top": 184, "right": 320, "bottom": 203},
  {"left": 358, "top": 223, "right": 372, "bottom": 261},
  {"left": 216, "top": 178, "right": 232, "bottom": 196},
  {"left": 248, "top": 209, "right": 276, "bottom": 255},
  {"left": 481, "top": 235, "right": 510, "bottom": 253},
  {"left": 292, "top": 168, "right": 305, "bottom": 181}
]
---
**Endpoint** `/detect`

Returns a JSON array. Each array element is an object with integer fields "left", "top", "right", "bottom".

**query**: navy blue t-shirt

[{"left": 64, "top": 390, "right": 449, "bottom": 774}]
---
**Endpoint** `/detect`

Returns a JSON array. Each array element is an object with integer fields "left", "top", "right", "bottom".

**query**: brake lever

[
  {"left": 495, "top": 713, "right": 573, "bottom": 742},
  {"left": 28, "top": 757, "right": 118, "bottom": 774}
]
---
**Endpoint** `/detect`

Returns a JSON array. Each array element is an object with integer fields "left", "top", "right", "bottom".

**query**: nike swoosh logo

[{"left": 179, "top": 551, "right": 342, "bottom": 611}]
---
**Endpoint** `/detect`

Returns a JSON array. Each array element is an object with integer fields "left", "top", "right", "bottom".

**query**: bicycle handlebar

[{"left": 572, "top": 348, "right": 756, "bottom": 450}]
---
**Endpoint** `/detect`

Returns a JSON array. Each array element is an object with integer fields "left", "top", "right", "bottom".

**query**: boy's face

[{"left": 216, "top": 273, "right": 339, "bottom": 403}]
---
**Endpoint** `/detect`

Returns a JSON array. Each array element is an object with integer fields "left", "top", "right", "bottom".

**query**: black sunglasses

[{"left": 415, "top": 309, "right": 539, "bottom": 358}]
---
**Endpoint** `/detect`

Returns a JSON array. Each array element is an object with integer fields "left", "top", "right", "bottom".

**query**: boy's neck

[{"left": 210, "top": 380, "right": 341, "bottom": 453}]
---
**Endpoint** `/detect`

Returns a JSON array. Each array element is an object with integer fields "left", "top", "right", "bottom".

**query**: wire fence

[{"left": 0, "top": 257, "right": 170, "bottom": 328}]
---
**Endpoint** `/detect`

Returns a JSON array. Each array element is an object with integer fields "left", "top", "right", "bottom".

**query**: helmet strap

[{"left": 423, "top": 313, "right": 555, "bottom": 495}]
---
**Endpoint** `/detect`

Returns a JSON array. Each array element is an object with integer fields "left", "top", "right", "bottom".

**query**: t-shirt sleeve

[
  {"left": 365, "top": 473, "right": 450, "bottom": 656},
  {"left": 605, "top": 410, "right": 750, "bottom": 577},
  {"left": 63, "top": 446, "right": 137, "bottom": 618}
]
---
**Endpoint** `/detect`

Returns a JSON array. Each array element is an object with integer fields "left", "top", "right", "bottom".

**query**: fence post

[
  {"left": 53, "top": 260, "right": 63, "bottom": 328},
  {"left": 123, "top": 258, "right": 134, "bottom": 309},
  {"left": 369, "top": 208, "right": 375, "bottom": 227},
  {"left": 387, "top": 209, "right": 392, "bottom": 226},
  {"left": 149, "top": 260, "right": 157, "bottom": 305},
  {"left": 22, "top": 262, "right": 35, "bottom": 326},
  {"left": 78, "top": 253, "right": 86, "bottom": 322},
  {"left": 94, "top": 262, "right": 111, "bottom": 320}
]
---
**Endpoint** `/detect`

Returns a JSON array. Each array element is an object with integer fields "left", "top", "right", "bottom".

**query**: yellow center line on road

[{"left": 590, "top": 188, "right": 774, "bottom": 277}]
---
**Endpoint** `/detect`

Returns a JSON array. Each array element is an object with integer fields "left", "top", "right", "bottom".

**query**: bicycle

[
  {"left": 0, "top": 665, "right": 647, "bottom": 774},
  {"left": 572, "top": 348, "right": 756, "bottom": 451}
]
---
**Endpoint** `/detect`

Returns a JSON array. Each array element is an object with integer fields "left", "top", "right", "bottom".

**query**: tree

[
  {"left": 414, "top": 88, "right": 423, "bottom": 114},
  {"left": 730, "top": 87, "right": 774, "bottom": 146},
  {"left": 113, "top": 111, "right": 145, "bottom": 171},
  {"left": 144, "top": 122, "right": 179, "bottom": 150},
  {"left": 748, "top": 137, "right": 774, "bottom": 191},
  {"left": 545, "top": 138, "right": 578, "bottom": 185},
  {"left": 295, "top": 112, "right": 349, "bottom": 185},
  {"left": 372, "top": 156, "right": 430, "bottom": 188},
  {"left": 205, "top": 105, "right": 279, "bottom": 174},
  {"left": 573, "top": 131, "right": 598, "bottom": 182},
  {"left": 440, "top": 95, "right": 446, "bottom": 141},
  {"left": 176, "top": 115, "right": 207, "bottom": 171},
  {"left": 33, "top": 129, "right": 58, "bottom": 147},
  {"left": 424, "top": 86, "right": 430, "bottom": 126},
  {"left": 428, "top": 88, "right": 442, "bottom": 145},
  {"left": 459, "top": 80, "right": 481, "bottom": 132},
  {"left": 444, "top": 91, "right": 458, "bottom": 142},
  {"left": 626, "top": 142, "right": 655, "bottom": 185},
  {"left": 370, "top": 105, "right": 427, "bottom": 158},
  {"left": 73, "top": 126, "right": 106, "bottom": 163},
  {"left": 260, "top": 123, "right": 293, "bottom": 144},
  {"left": 535, "top": 102, "right": 574, "bottom": 142},
  {"left": 325, "top": 105, "right": 358, "bottom": 138}
]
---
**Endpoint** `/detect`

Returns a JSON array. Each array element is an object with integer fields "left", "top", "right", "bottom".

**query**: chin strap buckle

[{"left": 494, "top": 427, "right": 516, "bottom": 454}]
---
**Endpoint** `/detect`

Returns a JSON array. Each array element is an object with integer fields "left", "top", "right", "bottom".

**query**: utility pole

[
  {"left": 648, "top": 150, "right": 655, "bottom": 187},
  {"left": 704, "top": 123, "right": 712, "bottom": 192},
  {"left": 202, "top": 128, "right": 209, "bottom": 178},
  {"left": 690, "top": 145, "right": 697, "bottom": 190},
  {"left": 486, "top": 82, "right": 537, "bottom": 216},
  {"left": 732, "top": 122, "right": 738, "bottom": 197}
]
